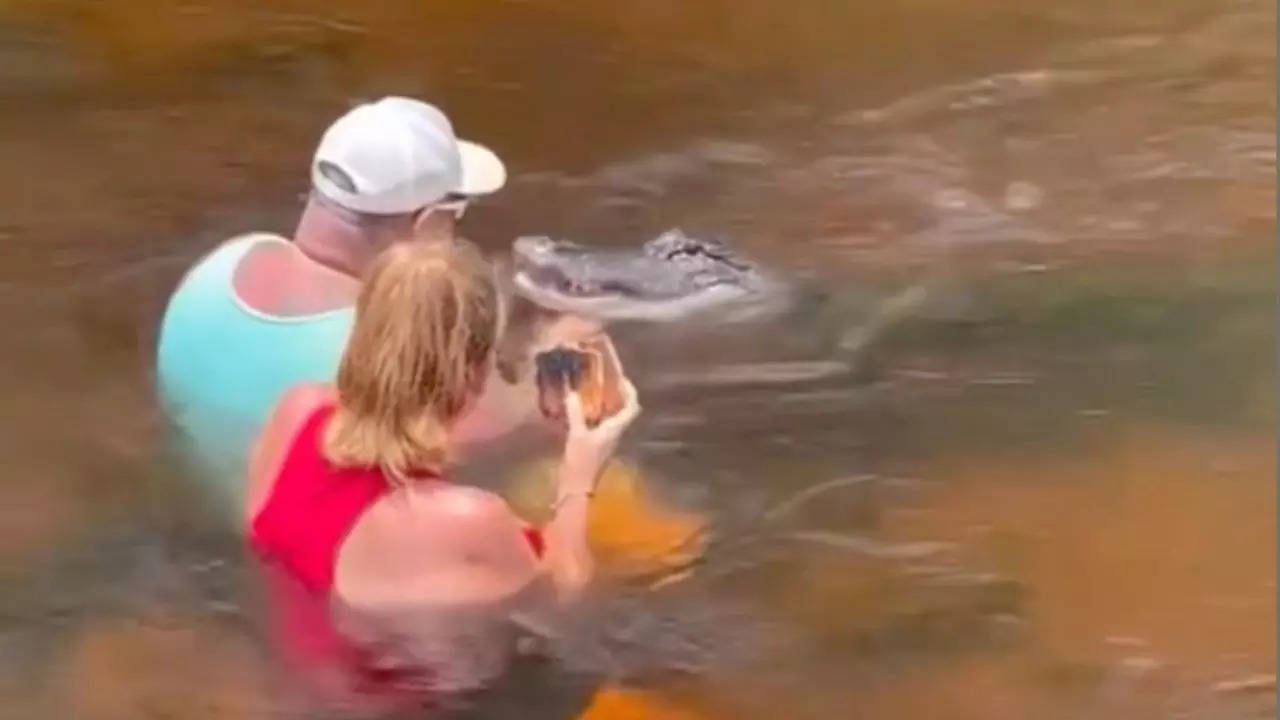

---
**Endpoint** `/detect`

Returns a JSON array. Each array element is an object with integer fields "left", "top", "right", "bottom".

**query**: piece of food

[
  {"left": 579, "top": 336, "right": 625, "bottom": 424},
  {"left": 534, "top": 339, "right": 624, "bottom": 427}
]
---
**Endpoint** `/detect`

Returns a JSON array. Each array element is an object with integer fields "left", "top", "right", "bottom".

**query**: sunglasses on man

[{"left": 420, "top": 193, "right": 471, "bottom": 221}]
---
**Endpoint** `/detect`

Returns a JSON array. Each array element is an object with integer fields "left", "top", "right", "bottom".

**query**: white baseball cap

[{"left": 310, "top": 96, "right": 507, "bottom": 215}]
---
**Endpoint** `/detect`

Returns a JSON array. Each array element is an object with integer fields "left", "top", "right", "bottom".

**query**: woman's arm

[
  {"left": 446, "top": 369, "right": 541, "bottom": 454},
  {"left": 539, "top": 374, "right": 641, "bottom": 599}
]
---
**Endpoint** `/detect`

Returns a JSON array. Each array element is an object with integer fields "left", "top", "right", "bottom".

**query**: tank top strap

[
  {"left": 286, "top": 404, "right": 339, "bottom": 472},
  {"left": 249, "top": 403, "right": 388, "bottom": 593}
]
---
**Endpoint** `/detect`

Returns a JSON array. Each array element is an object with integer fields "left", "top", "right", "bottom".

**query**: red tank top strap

[{"left": 249, "top": 404, "right": 389, "bottom": 593}]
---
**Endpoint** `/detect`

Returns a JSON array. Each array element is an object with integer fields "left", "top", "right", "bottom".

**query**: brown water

[{"left": 0, "top": 1, "right": 1274, "bottom": 718}]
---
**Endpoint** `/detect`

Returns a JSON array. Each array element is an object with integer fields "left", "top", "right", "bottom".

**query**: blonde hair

[{"left": 323, "top": 239, "right": 499, "bottom": 483}]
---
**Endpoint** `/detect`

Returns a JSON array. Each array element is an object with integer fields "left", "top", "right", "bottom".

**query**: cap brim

[{"left": 456, "top": 140, "right": 507, "bottom": 196}]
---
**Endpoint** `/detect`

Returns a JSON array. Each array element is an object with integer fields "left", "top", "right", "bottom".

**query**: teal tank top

[{"left": 156, "top": 234, "right": 354, "bottom": 508}]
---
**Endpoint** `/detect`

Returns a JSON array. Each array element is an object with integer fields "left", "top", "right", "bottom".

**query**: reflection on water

[
  {"left": 691, "top": 426, "right": 1274, "bottom": 720},
  {"left": 55, "top": 615, "right": 272, "bottom": 720},
  {"left": 502, "top": 460, "right": 707, "bottom": 581},
  {"left": 576, "top": 686, "right": 708, "bottom": 720},
  {"left": 0, "top": 0, "right": 1274, "bottom": 717}
]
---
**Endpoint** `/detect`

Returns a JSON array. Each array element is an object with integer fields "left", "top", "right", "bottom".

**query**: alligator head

[{"left": 510, "top": 229, "right": 778, "bottom": 322}]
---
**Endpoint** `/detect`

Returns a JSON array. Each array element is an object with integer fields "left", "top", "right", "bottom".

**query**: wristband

[{"left": 551, "top": 490, "right": 594, "bottom": 514}]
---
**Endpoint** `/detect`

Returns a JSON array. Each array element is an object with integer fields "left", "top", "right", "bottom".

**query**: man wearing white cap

[{"left": 155, "top": 96, "right": 507, "bottom": 503}]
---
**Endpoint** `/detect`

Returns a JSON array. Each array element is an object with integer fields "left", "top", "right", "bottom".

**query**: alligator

[
  {"left": 508, "top": 229, "right": 788, "bottom": 323},
  {"left": 492, "top": 229, "right": 792, "bottom": 381},
  {"left": 492, "top": 228, "right": 932, "bottom": 386}
]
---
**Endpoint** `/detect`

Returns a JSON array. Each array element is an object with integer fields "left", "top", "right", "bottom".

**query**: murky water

[{"left": 0, "top": 0, "right": 1274, "bottom": 718}]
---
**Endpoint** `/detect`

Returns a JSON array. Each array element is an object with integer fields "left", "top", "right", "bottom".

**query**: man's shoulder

[
  {"left": 178, "top": 232, "right": 288, "bottom": 282},
  {"left": 161, "top": 232, "right": 291, "bottom": 320}
]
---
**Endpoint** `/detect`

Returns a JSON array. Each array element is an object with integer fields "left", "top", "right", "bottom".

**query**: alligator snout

[{"left": 509, "top": 229, "right": 779, "bottom": 322}]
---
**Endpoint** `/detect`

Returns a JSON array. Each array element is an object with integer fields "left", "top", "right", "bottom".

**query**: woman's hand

[
  {"left": 541, "top": 337, "right": 639, "bottom": 601},
  {"left": 558, "top": 376, "right": 641, "bottom": 497}
]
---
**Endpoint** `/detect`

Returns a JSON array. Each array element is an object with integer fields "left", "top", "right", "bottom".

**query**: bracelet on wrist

[{"left": 551, "top": 490, "right": 594, "bottom": 513}]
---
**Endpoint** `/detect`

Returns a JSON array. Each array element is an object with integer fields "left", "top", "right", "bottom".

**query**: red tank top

[
  {"left": 250, "top": 405, "right": 390, "bottom": 593},
  {"left": 250, "top": 404, "right": 544, "bottom": 594},
  {"left": 248, "top": 405, "right": 545, "bottom": 707}
]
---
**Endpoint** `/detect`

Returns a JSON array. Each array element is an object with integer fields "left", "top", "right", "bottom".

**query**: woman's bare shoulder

[
  {"left": 336, "top": 483, "right": 540, "bottom": 608},
  {"left": 364, "top": 483, "right": 525, "bottom": 540}
]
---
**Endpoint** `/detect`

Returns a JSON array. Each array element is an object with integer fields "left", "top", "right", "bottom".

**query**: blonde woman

[{"left": 243, "top": 238, "right": 639, "bottom": 698}]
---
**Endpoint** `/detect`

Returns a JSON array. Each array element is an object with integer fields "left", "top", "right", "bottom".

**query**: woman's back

[
  {"left": 246, "top": 386, "right": 547, "bottom": 701},
  {"left": 248, "top": 389, "right": 544, "bottom": 608}
]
